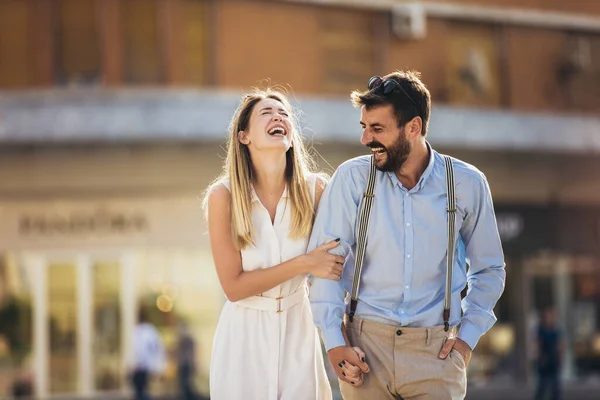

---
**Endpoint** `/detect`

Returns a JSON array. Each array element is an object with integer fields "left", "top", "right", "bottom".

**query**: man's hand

[
  {"left": 328, "top": 346, "right": 370, "bottom": 386},
  {"left": 438, "top": 337, "right": 472, "bottom": 367},
  {"left": 340, "top": 347, "right": 370, "bottom": 381}
]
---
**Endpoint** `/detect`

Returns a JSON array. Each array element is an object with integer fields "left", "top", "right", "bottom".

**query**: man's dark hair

[{"left": 351, "top": 70, "right": 431, "bottom": 136}]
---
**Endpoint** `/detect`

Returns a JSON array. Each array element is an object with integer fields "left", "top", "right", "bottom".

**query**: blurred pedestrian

[
  {"left": 309, "top": 70, "right": 506, "bottom": 399},
  {"left": 177, "top": 322, "right": 199, "bottom": 400},
  {"left": 11, "top": 369, "right": 33, "bottom": 399},
  {"left": 129, "top": 308, "right": 165, "bottom": 400},
  {"left": 203, "top": 89, "right": 336, "bottom": 399},
  {"left": 534, "top": 308, "right": 563, "bottom": 400}
]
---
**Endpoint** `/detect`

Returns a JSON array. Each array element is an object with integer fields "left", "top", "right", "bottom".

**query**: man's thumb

[{"left": 351, "top": 347, "right": 370, "bottom": 373}]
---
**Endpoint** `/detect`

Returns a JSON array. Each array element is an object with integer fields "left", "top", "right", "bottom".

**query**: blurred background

[{"left": 0, "top": 0, "right": 599, "bottom": 399}]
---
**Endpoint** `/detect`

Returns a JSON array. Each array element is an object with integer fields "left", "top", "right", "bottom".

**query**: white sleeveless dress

[{"left": 209, "top": 175, "right": 332, "bottom": 400}]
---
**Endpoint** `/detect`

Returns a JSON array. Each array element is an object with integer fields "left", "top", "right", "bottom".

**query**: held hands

[
  {"left": 438, "top": 337, "right": 472, "bottom": 367},
  {"left": 328, "top": 346, "right": 370, "bottom": 386},
  {"left": 302, "top": 239, "right": 346, "bottom": 280}
]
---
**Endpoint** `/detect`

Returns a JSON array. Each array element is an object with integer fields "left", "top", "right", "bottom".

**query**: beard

[{"left": 367, "top": 130, "right": 411, "bottom": 172}]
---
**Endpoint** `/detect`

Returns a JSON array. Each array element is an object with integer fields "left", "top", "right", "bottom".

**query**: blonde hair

[{"left": 203, "top": 89, "right": 317, "bottom": 250}]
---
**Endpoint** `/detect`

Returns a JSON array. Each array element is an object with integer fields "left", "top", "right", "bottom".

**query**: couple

[{"left": 204, "top": 70, "right": 506, "bottom": 400}]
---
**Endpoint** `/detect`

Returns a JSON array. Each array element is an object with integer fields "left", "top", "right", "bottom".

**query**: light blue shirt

[{"left": 308, "top": 147, "right": 506, "bottom": 351}]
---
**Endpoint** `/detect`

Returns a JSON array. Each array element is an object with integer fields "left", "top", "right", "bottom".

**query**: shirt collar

[
  {"left": 250, "top": 184, "right": 289, "bottom": 203},
  {"left": 417, "top": 141, "right": 436, "bottom": 191}
]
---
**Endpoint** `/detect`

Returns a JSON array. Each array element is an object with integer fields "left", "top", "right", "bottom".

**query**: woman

[{"left": 204, "top": 89, "right": 342, "bottom": 399}]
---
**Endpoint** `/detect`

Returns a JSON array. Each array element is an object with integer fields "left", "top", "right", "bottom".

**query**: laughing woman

[{"left": 203, "top": 89, "right": 339, "bottom": 400}]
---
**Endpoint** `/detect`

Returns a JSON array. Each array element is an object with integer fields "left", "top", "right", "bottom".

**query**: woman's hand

[{"left": 301, "top": 239, "right": 346, "bottom": 280}]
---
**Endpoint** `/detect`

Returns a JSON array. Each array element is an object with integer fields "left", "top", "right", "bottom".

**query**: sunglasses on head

[{"left": 367, "top": 76, "right": 419, "bottom": 109}]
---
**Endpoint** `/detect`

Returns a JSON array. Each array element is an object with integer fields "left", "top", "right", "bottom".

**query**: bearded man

[{"left": 308, "top": 70, "right": 506, "bottom": 400}]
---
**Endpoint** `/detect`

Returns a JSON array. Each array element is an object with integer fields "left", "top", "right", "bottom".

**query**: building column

[
  {"left": 555, "top": 256, "right": 574, "bottom": 380},
  {"left": 120, "top": 252, "right": 137, "bottom": 395},
  {"left": 30, "top": 255, "right": 48, "bottom": 398},
  {"left": 77, "top": 254, "right": 93, "bottom": 396},
  {"left": 514, "top": 256, "right": 532, "bottom": 386}
]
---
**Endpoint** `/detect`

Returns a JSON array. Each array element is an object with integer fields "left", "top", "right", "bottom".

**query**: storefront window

[
  {"left": 0, "top": 254, "right": 33, "bottom": 398},
  {"left": 527, "top": 252, "right": 600, "bottom": 381},
  {"left": 93, "top": 261, "right": 122, "bottom": 391},
  {"left": 569, "top": 256, "right": 600, "bottom": 379},
  {"left": 135, "top": 249, "right": 222, "bottom": 397},
  {"left": 467, "top": 255, "right": 519, "bottom": 385},
  {"left": 48, "top": 262, "right": 78, "bottom": 393}
]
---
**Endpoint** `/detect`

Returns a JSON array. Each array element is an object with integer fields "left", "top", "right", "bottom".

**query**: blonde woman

[{"left": 204, "top": 89, "right": 340, "bottom": 399}]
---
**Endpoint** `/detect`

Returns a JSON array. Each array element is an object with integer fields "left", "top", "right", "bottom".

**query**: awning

[{"left": 1, "top": 89, "right": 599, "bottom": 153}]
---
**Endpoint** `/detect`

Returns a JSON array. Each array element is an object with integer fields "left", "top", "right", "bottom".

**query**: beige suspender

[
  {"left": 442, "top": 155, "right": 457, "bottom": 332},
  {"left": 348, "top": 155, "right": 377, "bottom": 322}
]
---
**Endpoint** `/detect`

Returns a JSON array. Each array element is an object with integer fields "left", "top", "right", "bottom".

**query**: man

[
  {"left": 177, "top": 322, "right": 200, "bottom": 400},
  {"left": 534, "top": 308, "right": 563, "bottom": 400},
  {"left": 129, "top": 308, "right": 166, "bottom": 400},
  {"left": 308, "top": 70, "right": 506, "bottom": 399}
]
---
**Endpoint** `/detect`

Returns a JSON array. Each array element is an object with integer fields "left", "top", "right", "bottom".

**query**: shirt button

[
  {"left": 407, "top": 254, "right": 411, "bottom": 259},
  {"left": 400, "top": 310, "right": 405, "bottom": 314},
  {"left": 396, "top": 330, "right": 403, "bottom": 336},
  {"left": 406, "top": 222, "right": 411, "bottom": 227},
  {"left": 405, "top": 285, "right": 409, "bottom": 289}
]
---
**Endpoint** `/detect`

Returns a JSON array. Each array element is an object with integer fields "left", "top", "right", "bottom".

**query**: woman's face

[{"left": 240, "top": 98, "right": 293, "bottom": 152}]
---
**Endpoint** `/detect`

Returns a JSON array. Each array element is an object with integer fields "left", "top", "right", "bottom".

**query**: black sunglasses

[{"left": 368, "top": 76, "right": 419, "bottom": 109}]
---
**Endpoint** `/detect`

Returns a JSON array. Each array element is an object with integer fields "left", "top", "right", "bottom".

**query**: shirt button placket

[{"left": 403, "top": 191, "right": 413, "bottom": 325}]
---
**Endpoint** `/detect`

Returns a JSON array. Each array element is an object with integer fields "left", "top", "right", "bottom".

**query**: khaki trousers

[{"left": 340, "top": 316, "right": 467, "bottom": 400}]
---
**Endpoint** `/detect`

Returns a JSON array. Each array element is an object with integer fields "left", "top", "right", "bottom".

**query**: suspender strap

[
  {"left": 443, "top": 155, "right": 457, "bottom": 332},
  {"left": 348, "top": 155, "right": 377, "bottom": 322}
]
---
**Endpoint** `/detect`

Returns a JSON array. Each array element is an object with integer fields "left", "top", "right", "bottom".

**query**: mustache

[{"left": 366, "top": 141, "right": 386, "bottom": 150}]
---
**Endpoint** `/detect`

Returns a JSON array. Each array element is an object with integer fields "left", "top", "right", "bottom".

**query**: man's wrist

[
  {"left": 322, "top": 325, "right": 347, "bottom": 351},
  {"left": 455, "top": 337, "right": 472, "bottom": 351}
]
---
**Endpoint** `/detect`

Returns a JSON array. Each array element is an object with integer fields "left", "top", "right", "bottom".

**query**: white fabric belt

[{"left": 234, "top": 287, "right": 306, "bottom": 313}]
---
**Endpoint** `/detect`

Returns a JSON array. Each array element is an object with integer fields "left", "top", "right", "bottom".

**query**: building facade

[{"left": 0, "top": 0, "right": 599, "bottom": 398}]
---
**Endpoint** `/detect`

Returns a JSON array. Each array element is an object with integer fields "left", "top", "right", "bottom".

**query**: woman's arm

[{"left": 207, "top": 184, "right": 344, "bottom": 302}]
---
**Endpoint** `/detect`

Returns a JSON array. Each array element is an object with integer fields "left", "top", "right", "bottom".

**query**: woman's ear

[{"left": 238, "top": 131, "right": 250, "bottom": 145}]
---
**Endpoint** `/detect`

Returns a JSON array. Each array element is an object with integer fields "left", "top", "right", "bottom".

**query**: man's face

[
  {"left": 360, "top": 104, "right": 411, "bottom": 172},
  {"left": 543, "top": 310, "right": 556, "bottom": 326}
]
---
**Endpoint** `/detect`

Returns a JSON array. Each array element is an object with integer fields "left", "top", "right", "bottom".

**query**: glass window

[
  {"left": 57, "top": 0, "right": 101, "bottom": 85},
  {"left": 93, "top": 261, "right": 122, "bottom": 391},
  {"left": 181, "top": 0, "right": 207, "bottom": 85},
  {"left": 48, "top": 262, "right": 78, "bottom": 394},
  {"left": 467, "top": 255, "right": 518, "bottom": 385},
  {"left": 121, "top": 0, "right": 163, "bottom": 83},
  {"left": 134, "top": 249, "right": 222, "bottom": 397},
  {"left": 527, "top": 253, "right": 600, "bottom": 381},
  {"left": 445, "top": 23, "right": 502, "bottom": 107},
  {"left": 0, "top": 0, "right": 30, "bottom": 87},
  {"left": 0, "top": 254, "right": 34, "bottom": 398},
  {"left": 318, "top": 8, "right": 376, "bottom": 94},
  {"left": 570, "top": 256, "right": 600, "bottom": 378}
]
